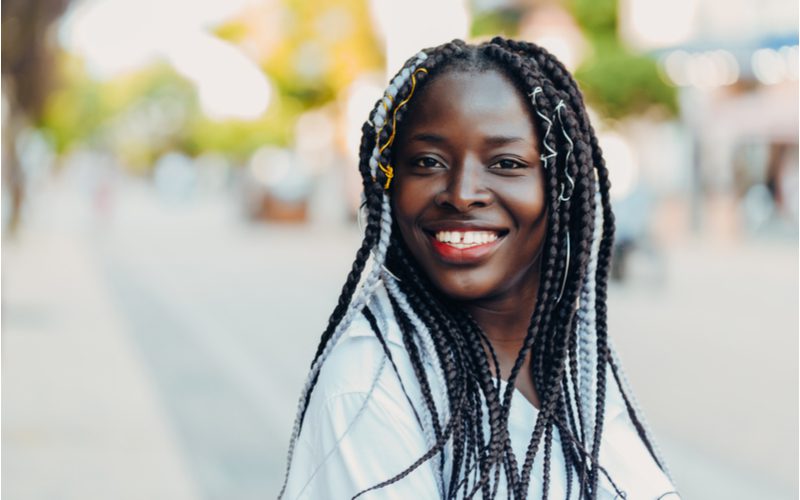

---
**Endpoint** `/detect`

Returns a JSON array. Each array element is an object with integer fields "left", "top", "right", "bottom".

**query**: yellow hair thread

[{"left": 374, "top": 67, "right": 428, "bottom": 189}]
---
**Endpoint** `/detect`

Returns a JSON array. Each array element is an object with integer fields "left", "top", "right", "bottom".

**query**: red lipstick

[{"left": 428, "top": 233, "right": 504, "bottom": 264}]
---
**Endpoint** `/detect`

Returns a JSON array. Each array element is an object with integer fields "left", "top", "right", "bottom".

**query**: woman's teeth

[{"left": 434, "top": 230, "right": 499, "bottom": 248}]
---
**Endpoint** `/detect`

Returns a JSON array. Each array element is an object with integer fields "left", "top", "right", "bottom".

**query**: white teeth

[{"left": 434, "top": 230, "right": 500, "bottom": 247}]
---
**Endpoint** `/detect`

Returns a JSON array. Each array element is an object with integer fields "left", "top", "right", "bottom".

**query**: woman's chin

[{"left": 430, "top": 274, "right": 496, "bottom": 303}]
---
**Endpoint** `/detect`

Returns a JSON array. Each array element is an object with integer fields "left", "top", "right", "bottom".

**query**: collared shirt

[{"left": 284, "top": 282, "right": 679, "bottom": 499}]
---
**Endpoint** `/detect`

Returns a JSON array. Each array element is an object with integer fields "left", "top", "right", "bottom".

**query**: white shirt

[{"left": 284, "top": 283, "right": 678, "bottom": 499}]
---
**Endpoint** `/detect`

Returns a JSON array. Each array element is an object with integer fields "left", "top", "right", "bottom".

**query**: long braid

[
  {"left": 387, "top": 237, "right": 478, "bottom": 496},
  {"left": 350, "top": 309, "right": 471, "bottom": 497},
  {"left": 278, "top": 149, "right": 384, "bottom": 499},
  {"left": 479, "top": 39, "right": 597, "bottom": 498},
  {"left": 577, "top": 196, "right": 602, "bottom": 443},
  {"left": 386, "top": 292, "right": 447, "bottom": 462},
  {"left": 390, "top": 239, "right": 501, "bottom": 497},
  {"left": 525, "top": 38, "right": 670, "bottom": 497},
  {"left": 383, "top": 272, "right": 451, "bottom": 494},
  {"left": 279, "top": 50, "right": 430, "bottom": 497},
  {"left": 511, "top": 38, "right": 607, "bottom": 456},
  {"left": 587, "top": 140, "right": 615, "bottom": 495},
  {"left": 362, "top": 305, "right": 426, "bottom": 429},
  {"left": 607, "top": 341, "right": 673, "bottom": 481},
  {"left": 503, "top": 38, "right": 670, "bottom": 498},
  {"left": 447, "top": 304, "right": 513, "bottom": 498}
]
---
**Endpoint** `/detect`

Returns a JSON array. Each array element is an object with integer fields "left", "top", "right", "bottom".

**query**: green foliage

[
  {"left": 213, "top": 20, "right": 249, "bottom": 43},
  {"left": 567, "top": 0, "right": 677, "bottom": 118},
  {"left": 575, "top": 35, "right": 677, "bottom": 119},
  {"left": 467, "top": 0, "right": 677, "bottom": 119},
  {"left": 40, "top": 70, "right": 105, "bottom": 153},
  {"left": 568, "top": 0, "right": 617, "bottom": 34},
  {"left": 39, "top": 0, "right": 385, "bottom": 170},
  {"left": 262, "top": 0, "right": 383, "bottom": 108},
  {"left": 40, "top": 55, "right": 198, "bottom": 163},
  {"left": 181, "top": 95, "right": 303, "bottom": 161},
  {"left": 471, "top": 9, "right": 522, "bottom": 38}
]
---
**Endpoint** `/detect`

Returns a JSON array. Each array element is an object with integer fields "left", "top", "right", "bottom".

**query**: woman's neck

[
  {"left": 461, "top": 278, "right": 539, "bottom": 377},
  {"left": 463, "top": 288, "right": 541, "bottom": 408}
]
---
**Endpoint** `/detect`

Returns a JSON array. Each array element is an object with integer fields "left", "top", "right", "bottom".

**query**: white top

[{"left": 284, "top": 283, "right": 678, "bottom": 499}]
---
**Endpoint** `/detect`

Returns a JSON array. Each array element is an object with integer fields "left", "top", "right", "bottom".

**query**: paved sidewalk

[{"left": 2, "top": 226, "right": 199, "bottom": 500}]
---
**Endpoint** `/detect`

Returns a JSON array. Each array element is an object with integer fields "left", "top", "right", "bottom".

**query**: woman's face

[{"left": 391, "top": 69, "right": 548, "bottom": 303}]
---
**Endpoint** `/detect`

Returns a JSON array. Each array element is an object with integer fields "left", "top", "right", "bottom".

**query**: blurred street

[{"left": 3, "top": 174, "right": 796, "bottom": 500}]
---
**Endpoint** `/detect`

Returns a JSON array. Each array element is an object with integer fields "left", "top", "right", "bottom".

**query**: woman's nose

[{"left": 434, "top": 155, "right": 493, "bottom": 211}]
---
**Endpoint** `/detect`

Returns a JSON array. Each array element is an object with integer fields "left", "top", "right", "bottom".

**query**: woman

[{"left": 280, "top": 37, "right": 679, "bottom": 499}]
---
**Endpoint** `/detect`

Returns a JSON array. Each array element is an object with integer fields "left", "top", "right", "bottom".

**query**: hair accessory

[
  {"left": 554, "top": 100, "right": 575, "bottom": 203},
  {"left": 529, "top": 87, "right": 557, "bottom": 169},
  {"left": 530, "top": 89, "right": 576, "bottom": 206},
  {"left": 373, "top": 67, "right": 429, "bottom": 189}
]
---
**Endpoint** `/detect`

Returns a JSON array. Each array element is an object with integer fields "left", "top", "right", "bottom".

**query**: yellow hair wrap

[{"left": 375, "top": 67, "right": 428, "bottom": 189}]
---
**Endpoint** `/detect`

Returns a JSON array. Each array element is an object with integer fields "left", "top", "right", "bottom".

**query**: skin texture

[{"left": 391, "top": 69, "right": 548, "bottom": 407}]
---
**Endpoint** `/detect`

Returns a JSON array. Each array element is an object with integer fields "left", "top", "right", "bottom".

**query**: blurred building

[{"left": 620, "top": 0, "right": 799, "bottom": 235}]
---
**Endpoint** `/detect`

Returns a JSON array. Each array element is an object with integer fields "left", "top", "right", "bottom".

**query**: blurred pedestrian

[{"left": 280, "top": 38, "right": 679, "bottom": 499}]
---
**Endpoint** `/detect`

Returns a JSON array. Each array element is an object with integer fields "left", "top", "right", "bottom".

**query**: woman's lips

[{"left": 426, "top": 229, "right": 506, "bottom": 264}]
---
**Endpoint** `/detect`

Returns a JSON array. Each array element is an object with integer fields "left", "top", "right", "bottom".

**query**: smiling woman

[{"left": 280, "top": 38, "right": 680, "bottom": 499}]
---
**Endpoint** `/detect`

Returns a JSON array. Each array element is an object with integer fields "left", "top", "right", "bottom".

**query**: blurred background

[{"left": 1, "top": 0, "right": 797, "bottom": 498}]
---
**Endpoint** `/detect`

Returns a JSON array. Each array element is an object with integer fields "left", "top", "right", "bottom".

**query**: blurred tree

[
  {"left": 261, "top": 0, "right": 384, "bottom": 108},
  {"left": 469, "top": 0, "right": 677, "bottom": 120},
  {"left": 41, "top": 59, "right": 200, "bottom": 171},
  {"left": 207, "top": 0, "right": 384, "bottom": 161},
  {"left": 2, "top": 0, "right": 71, "bottom": 235},
  {"left": 471, "top": 8, "right": 523, "bottom": 38},
  {"left": 567, "top": 0, "right": 677, "bottom": 119},
  {"left": 30, "top": 0, "right": 385, "bottom": 182},
  {"left": 181, "top": 0, "right": 384, "bottom": 162}
]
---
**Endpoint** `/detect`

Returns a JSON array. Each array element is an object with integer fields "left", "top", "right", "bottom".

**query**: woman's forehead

[{"left": 399, "top": 69, "right": 538, "bottom": 141}]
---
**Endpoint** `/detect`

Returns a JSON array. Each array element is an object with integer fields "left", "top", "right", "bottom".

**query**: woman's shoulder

[
  {"left": 286, "top": 286, "right": 442, "bottom": 499},
  {"left": 313, "top": 284, "right": 410, "bottom": 400}
]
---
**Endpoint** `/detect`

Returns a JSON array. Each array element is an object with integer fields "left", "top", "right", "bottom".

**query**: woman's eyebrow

[
  {"left": 407, "top": 133, "right": 527, "bottom": 145},
  {"left": 408, "top": 132, "right": 447, "bottom": 144},
  {"left": 484, "top": 135, "right": 526, "bottom": 146}
]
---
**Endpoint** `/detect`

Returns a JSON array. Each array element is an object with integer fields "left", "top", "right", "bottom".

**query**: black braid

[
  {"left": 477, "top": 40, "right": 592, "bottom": 498},
  {"left": 498, "top": 37, "right": 668, "bottom": 498},
  {"left": 387, "top": 293, "right": 444, "bottom": 438},
  {"left": 362, "top": 305, "right": 426, "bottom": 429},
  {"left": 390, "top": 237, "right": 501, "bottom": 498}
]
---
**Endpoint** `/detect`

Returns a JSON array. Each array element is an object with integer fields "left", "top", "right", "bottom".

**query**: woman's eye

[
  {"left": 414, "top": 157, "right": 444, "bottom": 169},
  {"left": 489, "top": 159, "right": 525, "bottom": 169}
]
